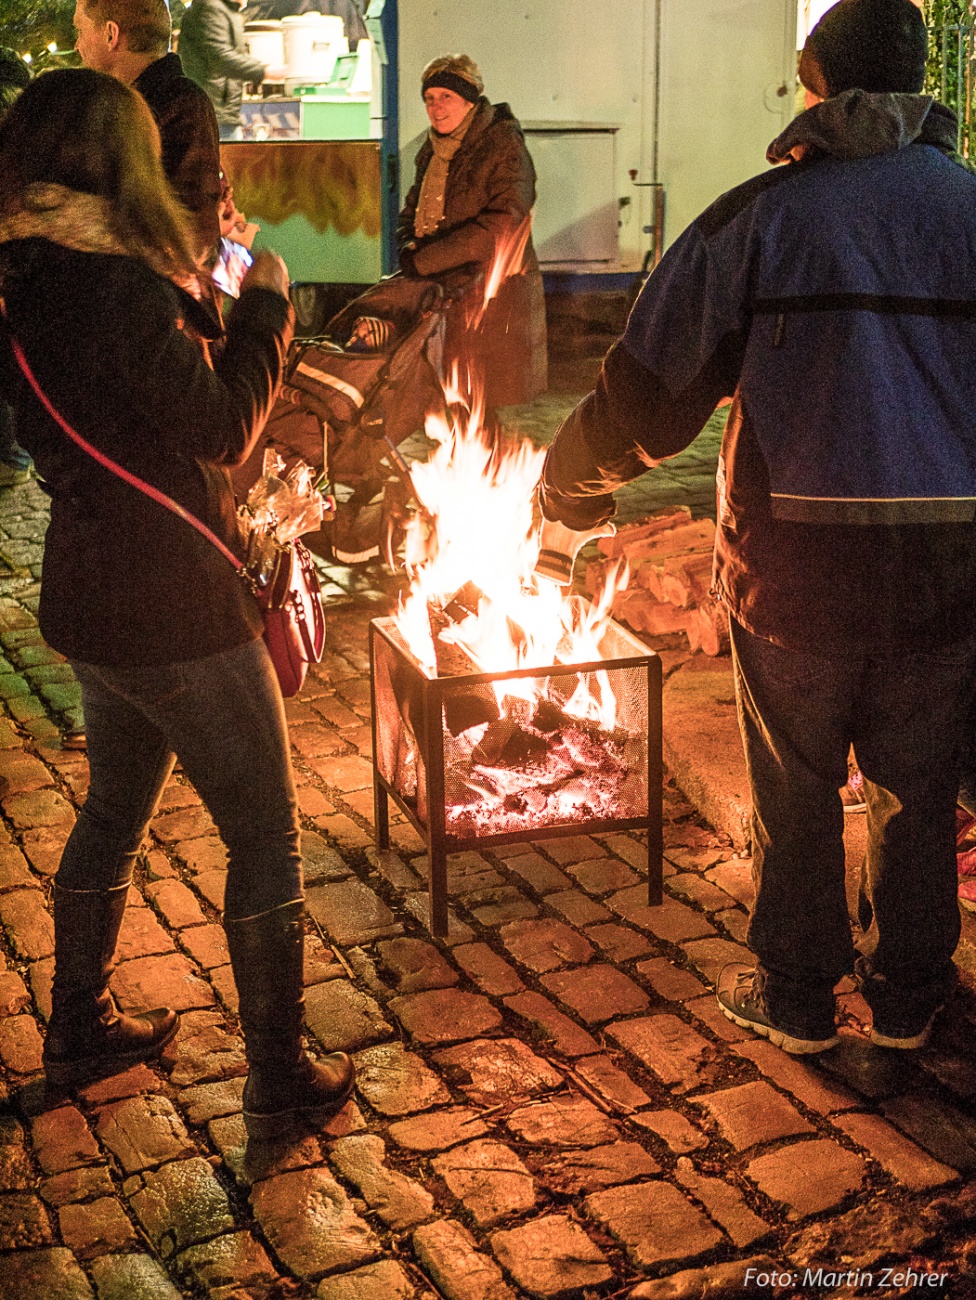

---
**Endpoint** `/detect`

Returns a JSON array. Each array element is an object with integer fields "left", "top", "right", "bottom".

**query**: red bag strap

[{"left": 0, "top": 300, "right": 243, "bottom": 572}]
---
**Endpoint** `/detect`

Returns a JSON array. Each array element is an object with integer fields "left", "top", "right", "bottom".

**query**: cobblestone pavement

[{"left": 1, "top": 410, "right": 976, "bottom": 1300}]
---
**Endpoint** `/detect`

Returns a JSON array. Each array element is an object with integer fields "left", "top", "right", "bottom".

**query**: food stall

[{"left": 217, "top": 2, "right": 397, "bottom": 330}]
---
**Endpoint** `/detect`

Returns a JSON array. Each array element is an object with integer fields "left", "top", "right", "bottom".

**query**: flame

[
  {"left": 467, "top": 215, "right": 534, "bottom": 332},
  {"left": 394, "top": 383, "right": 629, "bottom": 734}
]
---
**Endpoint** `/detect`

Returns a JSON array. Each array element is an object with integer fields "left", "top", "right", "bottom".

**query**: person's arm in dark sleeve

[
  {"left": 539, "top": 216, "right": 750, "bottom": 530},
  {"left": 140, "top": 275, "right": 294, "bottom": 465},
  {"left": 397, "top": 159, "right": 423, "bottom": 261},
  {"left": 197, "top": 4, "right": 265, "bottom": 82}
]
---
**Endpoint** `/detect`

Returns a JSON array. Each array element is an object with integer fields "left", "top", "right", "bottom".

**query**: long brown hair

[{"left": 0, "top": 68, "right": 197, "bottom": 280}]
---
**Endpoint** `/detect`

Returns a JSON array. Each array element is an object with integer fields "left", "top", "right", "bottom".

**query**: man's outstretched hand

[{"left": 535, "top": 517, "right": 615, "bottom": 586}]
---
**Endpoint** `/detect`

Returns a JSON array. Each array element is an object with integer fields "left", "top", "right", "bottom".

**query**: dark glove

[{"left": 536, "top": 517, "right": 616, "bottom": 586}]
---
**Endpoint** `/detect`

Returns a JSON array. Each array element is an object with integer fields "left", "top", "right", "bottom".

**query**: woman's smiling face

[{"left": 424, "top": 86, "right": 472, "bottom": 135}]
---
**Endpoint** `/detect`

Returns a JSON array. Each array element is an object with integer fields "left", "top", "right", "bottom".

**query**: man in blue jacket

[{"left": 538, "top": 0, "right": 975, "bottom": 1055}]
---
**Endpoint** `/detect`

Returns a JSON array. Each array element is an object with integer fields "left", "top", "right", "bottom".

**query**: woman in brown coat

[{"left": 398, "top": 54, "right": 547, "bottom": 417}]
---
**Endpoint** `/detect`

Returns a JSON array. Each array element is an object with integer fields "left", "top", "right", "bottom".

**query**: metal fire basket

[{"left": 370, "top": 615, "right": 663, "bottom": 936}]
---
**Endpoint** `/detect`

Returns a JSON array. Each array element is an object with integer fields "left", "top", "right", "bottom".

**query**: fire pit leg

[
  {"left": 426, "top": 686, "right": 450, "bottom": 938},
  {"left": 429, "top": 842, "right": 449, "bottom": 937},
  {"left": 374, "top": 778, "right": 390, "bottom": 852},
  {"left": 648, "top": 653, "right": 664, "bottom": 906}
]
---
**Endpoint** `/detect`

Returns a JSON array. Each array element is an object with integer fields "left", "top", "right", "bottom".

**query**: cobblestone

[
  {"left": 538, "top": 963, "right": 650, "bottom": 1022},
  {"left": 30, "top": 1105, "right": 100, "bottom": 1174},
  {"left": 0, "top": 1012, "right": 42, "bottom": 1073},
  {"left": 832, "top": 1110, "right": 961, "bottom": 1189},
  {"left": 58, "top": 1196, "right": 139, "bottom": 1258},
  {"left": 352, "top": 1041, "right": 451, "bottom": 1115},
  {"left": 304, "top": 978, "right": 392, "bottom": 1053},
  {"left": 412, "top": 1218, "right": 515, "bottom": 1300},
  {"left": 631, "top": 1108, "right": 709, "bottom": 1152},
  {"left": 535, "top": 1140, "right": 660, "bottom": 1193},
  {"left": 498, "top": 917, "right": 594, "bottom": 972},
  {"left": 388, "top": 1106, "right": 489, "bottom": 1152},
  {"left": 608, "top": 1013, "right": 718, "bottom": 1092},
  {"left": 124, "top": 1157, "right": 236, "bottom": 1257},
  {"left": 94, "top": 1095, "right": 197, "bottom": 1174},
  {"left": 88, "top": 1252, "right": 183, "bottom": 1300},
  {"left": 505, "top": 1095, "right": 620, "bottom": 1147},
  {"left": 584, "top": 1180, "right": 724, "bottom": 1267},
  {"left": 745, "top": 1138, "right": 868, "bottom": 1219},
  {"left": 489, "top": 1213, "right": 613, "bottom": 1296},
  {"left": 432, "top": 1138, "right": 538, "bottom": 1225},
  {"left": 673, "top": 1159, "right": 774, "bottom": 1247},
  {"left": 39, "top": 1164, "right": 115, "bottom": 1208},
  {"left": 502, "top": 990, "right": 600, "bottom": 1056},
  {"left": 329, "top": 1133, "right": 435, "bottom": 1229},
  {"left": 692, "top": 1079, "right": 814, "bottom": 1149},
  {"left": 388, "top": 987, "right": 502, "bottom": 1045},
  {"left": 250, "top": 1167, "right": 382, "bottom": 1277}
]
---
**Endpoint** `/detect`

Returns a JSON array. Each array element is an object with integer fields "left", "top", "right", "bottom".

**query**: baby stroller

[{"left": 249, "top": 275, "right": 448, "bottom": 564}]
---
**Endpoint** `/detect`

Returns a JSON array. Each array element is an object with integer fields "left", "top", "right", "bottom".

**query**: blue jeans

[
  {"left": 731, "top": 617, "right": 971, "bottom": 1032},
  {"left": 58, "top": 638, "right": 302, "bottom": 920}
]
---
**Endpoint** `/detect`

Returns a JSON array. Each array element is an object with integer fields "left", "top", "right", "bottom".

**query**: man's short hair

[{"left": 83, "top": 0, "right": 171, "bottom": 57}]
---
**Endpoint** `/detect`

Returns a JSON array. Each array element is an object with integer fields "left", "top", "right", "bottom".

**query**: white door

[{"left": 656, "top": 0, "right": 798, "bottom": 250}]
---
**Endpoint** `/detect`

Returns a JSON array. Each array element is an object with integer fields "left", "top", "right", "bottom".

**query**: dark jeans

[
  {"left": 58, "top": 638, "right": 302, "bottom": 920},
  {"left": 731, "top": 617, "right": 971, "bottom": 1031}
]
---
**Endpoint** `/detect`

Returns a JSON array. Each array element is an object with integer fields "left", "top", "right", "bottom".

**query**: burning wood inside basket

[
  {"left": 445, "top": 693, "right": 646, "bottom": 838},
  {"left": 379, "top": 582, "right": 646, "bottom": 838}
]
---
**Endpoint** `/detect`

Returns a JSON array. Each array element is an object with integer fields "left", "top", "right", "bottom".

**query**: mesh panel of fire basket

[
  {"left": 442, "top": 660, "right": 648, "bottom": 838},
  {"left": 373, "top": 625, "right": 430, "bottom": 830},
  {"left": 372, "top": 618, "right": 650, "bottom": 843}
]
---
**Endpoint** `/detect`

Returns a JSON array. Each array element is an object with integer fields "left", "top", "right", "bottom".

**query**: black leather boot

[
  {"left": 43, "top": 882, "right": 180, "bottom": 1092},
  {"left": 224, "top": 899, "right": 355, "bottom": 1139}
]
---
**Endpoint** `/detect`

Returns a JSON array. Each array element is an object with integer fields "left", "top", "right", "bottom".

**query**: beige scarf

[
  {"left": 413, "top": 105, "right": 476, "bottom": 239},
  {"left": 0, "top": 182, "right": 202, "bottom": 296}
]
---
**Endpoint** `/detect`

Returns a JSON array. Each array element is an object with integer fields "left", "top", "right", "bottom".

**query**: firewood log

[
  {"left": 660, "top": 553, "right": 713, "bottom": 607},
  {"left": 619, "top": 518, "right": 715, "bottom": 564},
  {"left": 682, "top": 612, "right": 702, "bottom": 653},
  {"left": 637, "top": 562, "right": 666, "bottom": 601},
  {"left": 612, "top": 591, "right": 689, "bottom": 636},
  {"left": 697, "top": 599, "right": 731, "bottom": 657},
  {"left": 597, "top": 506, "right": 692, "bottom": 557},
  {"left": 427, "top": 599, "right": 501, "bottom": 734}
]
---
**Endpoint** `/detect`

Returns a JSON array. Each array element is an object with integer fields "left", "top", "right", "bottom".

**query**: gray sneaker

[{"left": 716, "top": 963, "right": 840, "bottom": 1055}]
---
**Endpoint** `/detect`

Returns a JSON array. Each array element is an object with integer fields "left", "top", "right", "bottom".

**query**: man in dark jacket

[
  {"left": 538, "top": 0, "right": 976, "bottom": 1055},
  {"left": 177, "top": 0, "right": 279, "bottom": 140},
  {"left": 73, "top": 0, "right": 222, "bottom": 262}
]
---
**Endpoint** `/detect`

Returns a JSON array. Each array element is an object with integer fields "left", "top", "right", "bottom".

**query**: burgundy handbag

[
  {"left": 4, "top": 316, "right": 325, "bottom": 697},
  {"left": 251, "top": 534, "right": 325, "bottom": 697}
]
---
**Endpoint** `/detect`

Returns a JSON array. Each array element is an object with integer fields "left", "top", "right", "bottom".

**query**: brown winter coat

[{"left": 398, "top": 98, "right": 547, "bottom": 409}]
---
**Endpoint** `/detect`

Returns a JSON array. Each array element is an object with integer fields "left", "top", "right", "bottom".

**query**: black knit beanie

[{"left": 800, "top": 0, "right": 928, "bottom": 98}]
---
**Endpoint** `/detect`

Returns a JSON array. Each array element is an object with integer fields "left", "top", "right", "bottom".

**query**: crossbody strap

[{"left": 0, "top": 300, "right": 243, "bottom": 571}]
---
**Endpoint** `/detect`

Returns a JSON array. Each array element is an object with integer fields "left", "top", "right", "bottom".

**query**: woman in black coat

[
  {"left": 398, "top": 54, "right": 548, "bottom": 417},
  {"left": 0, "top": 69, "right": 353, "bottom": 1133}
]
